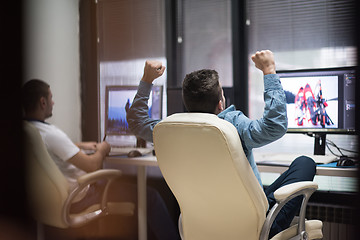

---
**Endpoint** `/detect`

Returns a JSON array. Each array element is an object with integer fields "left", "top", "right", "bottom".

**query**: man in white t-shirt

[{"left": 22, "top": 79, "right": 180, "bottom": 240}]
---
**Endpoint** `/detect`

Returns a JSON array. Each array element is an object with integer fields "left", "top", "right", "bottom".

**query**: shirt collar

[
  {"left": 23, "top": 118, "right": 48, "bottom": 124},
  {"left": 217, "top": 105, "right": 236, "bottom": 119}
]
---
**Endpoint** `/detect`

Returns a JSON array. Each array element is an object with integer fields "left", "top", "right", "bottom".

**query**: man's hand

[
  {"left": 96, "top": 141, "right": 111, "bottom": 156},
  {"left": 141, "top": 60, "right": 166, "bottom": 84},
  {"left": 251, "top": 50, "right": 276, "bottom": 75}
]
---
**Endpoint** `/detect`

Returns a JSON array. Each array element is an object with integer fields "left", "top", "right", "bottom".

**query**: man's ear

[
  {"left": 218, "top": 99, "right": 224, "bottom": 111},
  {"left": 39, "top": 96, "right": 46, "bottom": 109},
  {"left": 215, "top": 100, "right": 224, "bottom": 114}
]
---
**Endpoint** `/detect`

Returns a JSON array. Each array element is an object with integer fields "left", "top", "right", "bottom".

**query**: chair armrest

[
  {"left": 63, "top": 169, "right": 123, "bottom": 227},
  {"left": 77, "top": 169, "right": 122, "bottom": 185},
  {"left": 260, "top": 181, "right": 318, "bottom": 240},
  {"left": 274, "top": 181, "right": 318, "bottom": 202}
]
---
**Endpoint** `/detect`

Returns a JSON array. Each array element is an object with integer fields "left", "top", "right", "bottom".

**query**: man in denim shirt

[{"left": 127, "top": 50, "right": 316, "bottom": 238}]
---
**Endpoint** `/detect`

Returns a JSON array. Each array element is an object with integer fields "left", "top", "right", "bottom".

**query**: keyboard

[
  {"left": 254, "top": 152, "right": 338, "bottom": 165},
  {"left": 109, "top": 147, "right": 153, "bottom": 156}
]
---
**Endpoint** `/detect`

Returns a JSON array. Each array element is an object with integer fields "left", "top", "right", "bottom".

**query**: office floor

[{"left": 38, "top": 216, "right": 137, "bottom": 240}]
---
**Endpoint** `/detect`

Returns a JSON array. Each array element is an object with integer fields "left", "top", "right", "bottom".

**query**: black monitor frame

[{"left": 277, "top": 67, "right": 356, "bottom": 155}]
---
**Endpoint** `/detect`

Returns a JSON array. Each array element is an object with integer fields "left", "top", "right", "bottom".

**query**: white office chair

[
  {"left": 23, "top": 121, "right": 135, "bottom": 239},
  {"left": 153, "top": 113, "right": 323, "bottom": 240}
]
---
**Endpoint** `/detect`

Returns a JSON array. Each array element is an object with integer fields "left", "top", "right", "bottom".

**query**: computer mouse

[
  {"left": 127, "top": 150, "right": 142, "bottom": 158},
  {"left": 336, "top": 156, "right": 356, "bottom": 167}
]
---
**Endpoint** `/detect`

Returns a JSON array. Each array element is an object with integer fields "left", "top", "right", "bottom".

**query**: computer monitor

[
  {"left": 105, "top": 85, "right": 163, "bottom": 136},
  {"left": 278, "top": 67, "right": 356, "bottom": 154}
]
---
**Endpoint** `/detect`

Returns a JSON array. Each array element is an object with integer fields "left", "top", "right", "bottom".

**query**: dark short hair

[
  {"left": 182, "top": 69, "right": 222, "bottom": 113},
  {"left": 22, "top": 79, "right": 50, "bottom": 114}
]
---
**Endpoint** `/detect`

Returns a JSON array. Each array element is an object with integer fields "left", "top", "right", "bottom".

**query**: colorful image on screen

[{"left": 281, "top": 76, "right": 338, "bottom": 129}]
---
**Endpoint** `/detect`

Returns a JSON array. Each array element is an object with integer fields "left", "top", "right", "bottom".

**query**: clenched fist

[
  {"left": 251, "top": 50, "right": 276, "bottom": 75},
  {"left": 141, "top": 60, "right": 166, "bottom": 84}
]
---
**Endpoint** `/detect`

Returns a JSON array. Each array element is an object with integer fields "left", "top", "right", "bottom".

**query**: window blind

[
  {"left": 247, "top": 0, "right": 356, "bottom": 52},
  {"left": 98, "top": 0, "right": 165, "bottom": 61}
]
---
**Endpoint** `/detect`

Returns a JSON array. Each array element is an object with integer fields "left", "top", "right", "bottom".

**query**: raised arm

[
  {"left": 245, "top": 50, "right": 287, "bottom": 147},
  {"left": 126, "top": 60, "right": 165, "bottom": 142},
  {"left": 219, "top": 50, "right": 287, "bottom": 150}
]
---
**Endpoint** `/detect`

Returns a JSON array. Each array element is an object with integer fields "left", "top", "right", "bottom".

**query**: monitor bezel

[
  {"left": 105, "top": 85, "right": 163, "bottom": 136},
  {"left": 277, "top": 66, "right": 356, "bottom": 135}
]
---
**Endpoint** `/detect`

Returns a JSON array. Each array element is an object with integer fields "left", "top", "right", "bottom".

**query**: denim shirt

[{"left": 127, "top": 74, "right": 288, "bottom": 188}]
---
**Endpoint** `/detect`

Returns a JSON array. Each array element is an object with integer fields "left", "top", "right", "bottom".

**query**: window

[
  {"left": 247, "top": 0, "right": 356, "bottom": 118},
  {"left": 97, "top": 0, "right": 166, "bottom": 143},
  {"left": 177, "top": 0, "right": 233, "bottom": 87}
]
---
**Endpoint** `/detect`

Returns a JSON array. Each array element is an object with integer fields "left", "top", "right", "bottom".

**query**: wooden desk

[{"left": 105, "top": 155, "right": 157, "bottom": 240}]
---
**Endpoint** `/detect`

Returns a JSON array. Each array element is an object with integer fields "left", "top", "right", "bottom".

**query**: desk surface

[
  {"left": 106, "top": 155, "right": 158, "bottom": 167},
  {"left": 253, "top": 152, "right": 338, "bottom": 165},
  {"left": 257, "top": 164, "right": 357, "bottom": 177},
  {"left": 105, "top": 154, "right": 358, "bottom": 177},
  {"left": 253, "top": 152, "right": 358, "bottom": 177}
]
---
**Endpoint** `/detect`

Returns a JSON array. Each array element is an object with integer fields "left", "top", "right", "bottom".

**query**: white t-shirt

[{"left": 31, "top": 121, "right": 88, "bottom": 200}]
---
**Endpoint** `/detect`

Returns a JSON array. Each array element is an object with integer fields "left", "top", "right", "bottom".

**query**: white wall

[{"left": 24, "top": 0, "right": 81, "bottom": 142}]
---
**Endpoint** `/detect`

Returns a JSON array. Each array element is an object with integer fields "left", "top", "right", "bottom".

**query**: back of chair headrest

[
  {"left": 153, "top": 113, "right": 268, "bottom": 240},
  {"left": 23, "top": 121, "right": 69, "bottom": 228}
]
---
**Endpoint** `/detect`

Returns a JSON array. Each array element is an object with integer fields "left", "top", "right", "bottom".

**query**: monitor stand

[
  {"left": 313, "top": 133, "right": 326, "bottom": 155},
  {"left": 136, "top": 137, "right": 147, "bottom": 148}
]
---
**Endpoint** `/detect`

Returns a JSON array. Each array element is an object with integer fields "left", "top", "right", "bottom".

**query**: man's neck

[{"left": 24, "top": 112, "right": 46, "bottom": 122}]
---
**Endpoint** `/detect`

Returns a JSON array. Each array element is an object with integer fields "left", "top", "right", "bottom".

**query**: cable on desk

[
  {"left": 325, "top": 138, "right": 358, "bottom": 157},
  {"left": 305, "top": 134, "right": 358, "bottom": 164}
]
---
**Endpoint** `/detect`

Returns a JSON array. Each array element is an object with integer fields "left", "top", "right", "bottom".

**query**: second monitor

[
  {"left": 105, "top": 85, "right": 163, "bottom": 136},
  {"left": 278, "top": 67, "right": 356, "bottom": 133}
]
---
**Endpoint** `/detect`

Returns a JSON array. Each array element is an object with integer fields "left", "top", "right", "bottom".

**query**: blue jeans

[
  {"left": 265, "top": 156, "right": 316, "bottom": 238},
  {"left": 70, "top": 180, "right": 180, "bottom": 240}
]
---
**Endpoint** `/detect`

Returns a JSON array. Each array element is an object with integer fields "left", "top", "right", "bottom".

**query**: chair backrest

[
  {"left": 23, "top": 121, "right": 70, "bottom": 228},
  {"left": 153, "top": 113, "right": 269, "bottom": 240}
]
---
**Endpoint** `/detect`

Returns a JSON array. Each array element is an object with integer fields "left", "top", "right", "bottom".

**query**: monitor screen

[
  {"left": 105, "top": 85, "right": 163, "bottom": 135},
  {"left": 278, "top": 67, "right": 356, "bottom": 134}
]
